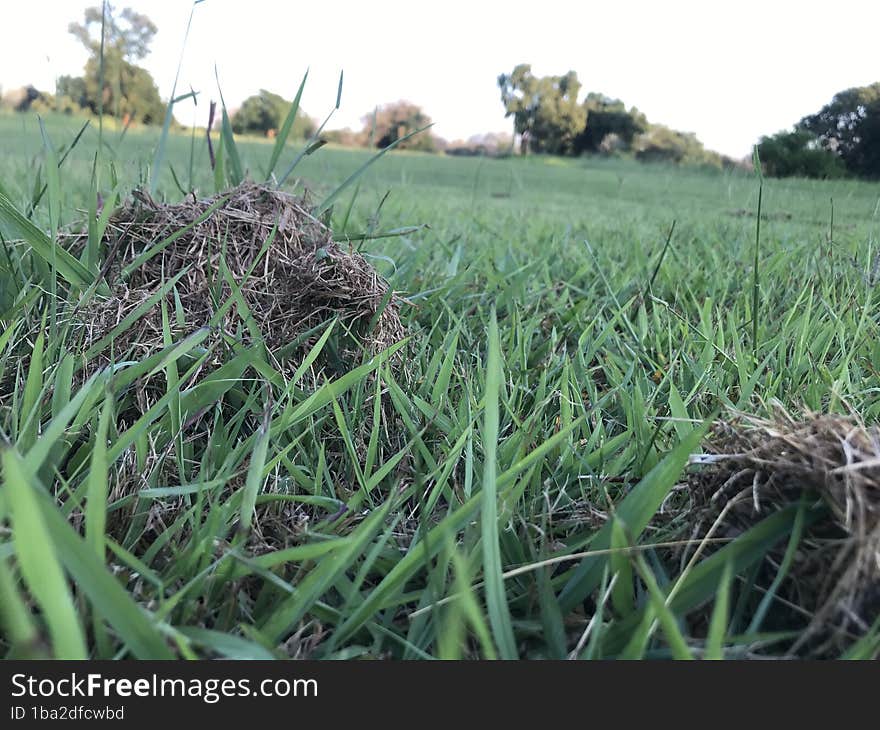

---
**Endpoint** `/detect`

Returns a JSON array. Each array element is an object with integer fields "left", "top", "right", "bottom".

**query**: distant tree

[
  {"left": 431, "top": 134, "right": 449, "bottom": 153},
  {"left": 323, "top": 127, "right": 366, "bottom": 147},
  {"left": 0, "top": 85, "right": 46, "bottom": 112},
  {"left": 597, "top": 132, "right": 626, "bottom": 156},
  {"left": 0, "top": 84, "right": 83, "bottom": 116},
  {"left": 798, "top": 83, "right": 880, "bottom": 178},
  {"left": 445, "top": 132, "right": 514, "bottom": 157},
  {"left": 67, "top": 5, "right": 165, "bottom": 123},
  {"left": 633, "top": 124, "right": 720, "bottom": 167},
  {"left": 498, "top": 65, "right": 586, "bottom": 155},
  {"left": 363, "top": 101, "right": 436, "bottom": 152},
  {"left": 757, "top": 129, "right": 845, "bottom": 179},
  {"left": 576, "top": 93, "right": 647, "bottom": 154},
  {"left": 56, "top": 75, "right": 89, "bottom": 110},
  {"left": 444, "top": 142, "right": 477, "bottom": 157},
  {"left": 496, "top": 63, "right": 729, "bottom": 166},
  {"left": 69, "top": 4, "right": 157, "bottom": 61},
  {"left": 232, "top": 89, "right": 316, "bottom": 138},
  {"left": 470, "top": 131, "right": 514, "bottom": 156}
]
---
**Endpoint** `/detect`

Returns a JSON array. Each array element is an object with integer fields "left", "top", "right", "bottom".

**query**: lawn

[{"left": 1, "top": 111, "right": 879, "bottom": 659}]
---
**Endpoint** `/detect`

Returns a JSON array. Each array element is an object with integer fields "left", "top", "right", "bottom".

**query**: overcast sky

[{"left": 2, "top": 0, "right": 878, "bottom": 158}]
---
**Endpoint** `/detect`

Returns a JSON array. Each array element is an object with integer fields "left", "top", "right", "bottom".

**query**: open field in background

[{"left": 1, "top": 111, "right": 880, "bottom": 659}]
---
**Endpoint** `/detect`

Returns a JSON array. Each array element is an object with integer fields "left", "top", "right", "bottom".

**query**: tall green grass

[{"left": 0, "top": 104, "right": 879, "bottom": 659}]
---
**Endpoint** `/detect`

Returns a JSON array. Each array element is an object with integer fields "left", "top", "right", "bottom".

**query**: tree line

[
  {"left": 496, "top": 63, "right": 880, "bottom": 179},
  {"left": 1, "top": 5, "right": 165, "bottom": 125},
  {"left": 757, "top": 84, "right": 880, "bottom": 179},
  {"left": 2, "top": 6, "right": 878, "bottom": 179},
  {"left": 497, "top": 64, "right": 732, "bottom": 168},
  {"left": 232, "top": 94, "right": 512, "bottom": 157},
  {"left": 0, "top": 6, "right": 476, "bottom": 156}
]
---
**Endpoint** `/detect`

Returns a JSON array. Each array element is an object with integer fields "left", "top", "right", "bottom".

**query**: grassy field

[{"left": 1, "top": 110, "right": 879, "bottom": 659}]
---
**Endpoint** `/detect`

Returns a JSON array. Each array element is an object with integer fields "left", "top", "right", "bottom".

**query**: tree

[
  {"left": 66, "top": 4, "right": 165, "bottom": 124},
  {"left": 56, "top": 75, "right": 89, "bottom": 110},
  {"left": 363, "top": 101, "right": 436, "bottom": 152},
  {"left": 232, "top": 89, "right": 316, "bottom": 138},
  {"left": 633, "top": 124, "right": 720, "bottom": 167},
  {"left": 498, "top": 65, "right": 586, "bottom": 155},
  {"left": 496, "top": 63, "right": 727, "bottom": 166},
  {"left": 757, "top": 129, "right": 845, "bottom": 179},
  {"left": 323, "top": 127, "right": 366, "bottom": 148},
  {"left": 69, "top": 4, "right": 157, "bottom": 61},
  {"left": 576, "top": 93, "right": 647, "bottom": 154},
  {"left": 799, "top": 83, "right": 880, "bottom": 178},
  {"left": 0, "top": 85, "right": 46, "bottom": 112},
  {"left": 445, "top": 132, "right": 514, "bottom": 158}
]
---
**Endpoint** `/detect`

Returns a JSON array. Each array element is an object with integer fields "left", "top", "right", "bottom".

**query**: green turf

[{"left": 1, "top": 110, "right": 879, "bottom": 659}]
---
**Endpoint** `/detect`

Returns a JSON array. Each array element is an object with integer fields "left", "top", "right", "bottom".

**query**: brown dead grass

[
  {"left": 71, "top": 181, "right": 405, "bottom": 369},
  {"left": 684, "top": 405, "right": 880, "bottom": 656},
  {"left": 60, "top": 182, "right": 408, "bottom": 552}
]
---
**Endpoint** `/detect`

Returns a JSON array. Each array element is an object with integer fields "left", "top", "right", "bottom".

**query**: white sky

[{"left": 2, "top": 0, "right": 878, "bottom": 158}]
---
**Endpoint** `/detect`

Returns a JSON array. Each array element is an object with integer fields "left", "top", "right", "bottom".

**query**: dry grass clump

[
  {"left": 74, "top": 181, "right": 405, "bottom": 368},
  {"left": 685, "top": 405, "right": 880, "bottom": 655},
  {"left": 60, "top": 182, "right": 409, "bottom": 551}
]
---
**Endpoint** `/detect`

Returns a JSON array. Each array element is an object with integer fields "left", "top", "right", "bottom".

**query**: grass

[{"left": 1, "top": 109, "right": 880, "bottom": 659}]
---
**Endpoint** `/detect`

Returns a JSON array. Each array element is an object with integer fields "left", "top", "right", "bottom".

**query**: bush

[
  {"left": 445, "top": 132, "right": 514, "bottom": 158},
  {"left": 365, "top": 101, "right": 436, "bottom": 152},
  {"left": 232, "top": 90, "right": 316, "bottom": 139},
  {"left": 56, "top": 75, "right": 89, "bottom": 112},
  {"left": 799, "top": 84, "right": 880, "bottom": 179},
  {"left": 0, "top": 85, "right": 49, "bottom": 112},
  {"left": 634, "top": 124, "right": 723, "bottom": 168},
  {"left": 576, "top": 93, "right": 647, "bottom": 154},
  {"left": 758, "top": 129, "right": 848, "bottom": 179},
  {"left": 323, "top": 127, "right": 366, "bottom": 147}
]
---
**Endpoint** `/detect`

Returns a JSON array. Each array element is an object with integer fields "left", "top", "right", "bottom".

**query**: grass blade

[
  {"left": 238, "top": 413, "right": 271, "bottom": 535},
  {"left": 150, "top": 0, "right": 202, "bottom": 193},
  {"left": 704, "top": 561, "right": 733, "bottom": 660},
  {"left": 215, "top": 66, "right": 244, "bottom": 186},
  {"left": 30, "top": 480, "right": 175, "bottom": 658},
  {"left": 2, "top": 448, "right": 88, "bottom": 659},
  {"left": 266, "top": 69, "right": 309, "bottom": 180},
  {"left": 0, "top": 191, "right": 94, "bottom": 290},
  {"left": 560, "top": 423, "right": 708, "bottom": 613},
  {"left": 481, "top": 308, "right": 518, "bottom": 659},
  {"left": 314, "top": 123, "right": 434, "bottom": 216}
]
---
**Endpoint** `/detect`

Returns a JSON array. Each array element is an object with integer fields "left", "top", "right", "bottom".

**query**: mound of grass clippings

[
  {"left": 73, "top": 181, "right": 405, "bottom": 370},
  {"left": 685, "top": 406, "right": 880, "bottom": 656},
  {"left": 59, "top": 182, "right": 409, "bottom": 551}
]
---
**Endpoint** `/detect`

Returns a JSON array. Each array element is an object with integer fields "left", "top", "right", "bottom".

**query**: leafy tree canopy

[
  {"left": 363, "top": 101, "right": 437, "bottom": 152},
  {"left": 576, "top": 93, "right": 648, "bottom": 154},
  {"left": 633, "top": 124, "right": 720, "bottom": 167},
  {"left": 232, "top": 89, "right": 316, "bottom": 139},
  {"left": 66, "top": 4, "right": 165, "bottom": 124},
  {"left": 757, "top": 129, "right": 846, "bottom": 179},
  {"left": 498, "top": 64, "right": 586, "bottom": 155},
  {"left": 798, "top": 83, "right": 880, "bottom": 178},
  {"left": 68, "top": 4, "right": 157, "bottom": 61}
]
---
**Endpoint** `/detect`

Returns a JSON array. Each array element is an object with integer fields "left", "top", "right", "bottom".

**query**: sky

[{"left": 1, "top": 0, "right": 878, "bottom": 159}]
